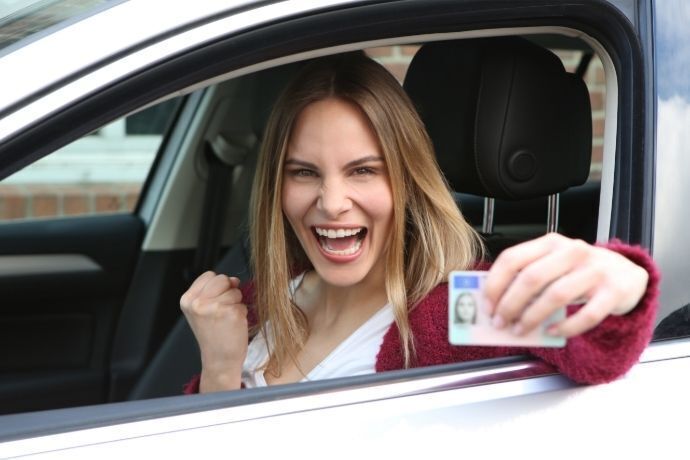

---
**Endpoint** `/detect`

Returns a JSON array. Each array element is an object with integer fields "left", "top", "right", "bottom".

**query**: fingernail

[
  {"left": 492, "top": 315, "right": 505, "bottom": 329},
  {"left": 512, "top": 323, "right": 524, "bottom": 336}
]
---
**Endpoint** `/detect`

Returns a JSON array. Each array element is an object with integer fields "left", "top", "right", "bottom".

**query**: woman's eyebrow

[
  {"left": 284, "top": 159, "right": 317, "bottom": 168},
  {"left": 284, "top": 156, "right": 383, "bottom": 168},
  {"left": 344, "top": 156, "right": 384, "bottom": 168}
]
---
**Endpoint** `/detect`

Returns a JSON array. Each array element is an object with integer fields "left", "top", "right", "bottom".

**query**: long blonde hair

[{"left": 250, "top": 52, "right": 483, "bottom": 373}]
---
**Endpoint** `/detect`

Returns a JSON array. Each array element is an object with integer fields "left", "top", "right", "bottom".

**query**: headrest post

[
  {"left": 546, "top": 193, "right": 560, "bottom": 233},
  {"left": 482, "top": 197, "right": 495, "bottom": 234}
]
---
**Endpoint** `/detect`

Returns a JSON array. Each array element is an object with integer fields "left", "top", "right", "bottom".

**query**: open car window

[{"left": 0, "top": 30, "right": 618, "bottom": 416}]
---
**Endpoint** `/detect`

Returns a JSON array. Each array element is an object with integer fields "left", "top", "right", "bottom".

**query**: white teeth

[
  {"left": 314, "top": 227, "right": 363, "bottom": 238},
  {"left": 313, "top": 226, "right": 365, "bottom": 256},
  {"left": 319, "top": 237, "right": 363, "bottom": 256}
]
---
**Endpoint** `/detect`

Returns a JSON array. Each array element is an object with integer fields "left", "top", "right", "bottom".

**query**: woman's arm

[{"left": 385, "top": 237, "right": 659, "bottom": 383}]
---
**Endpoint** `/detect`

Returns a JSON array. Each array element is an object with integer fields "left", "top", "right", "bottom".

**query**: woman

[
  {"left": 182, "top": 53, "right": 658, "bottom": 393},
  {"left": 454, "top": 292, "right": 478, "bottom": 325}
]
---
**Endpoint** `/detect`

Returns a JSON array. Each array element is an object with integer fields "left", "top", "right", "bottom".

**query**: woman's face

[
  {"left": 455, "top": 294, "right": 476, "bottom": 323},
  {"left": 282, "top": 97, "right": 394, "bottom": 288}
]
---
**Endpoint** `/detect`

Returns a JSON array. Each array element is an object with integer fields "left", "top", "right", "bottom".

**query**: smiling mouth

[{"left": 312, "top": 226, "right": 367, "bottom": 256}]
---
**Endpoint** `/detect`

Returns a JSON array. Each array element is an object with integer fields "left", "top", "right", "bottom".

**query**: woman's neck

[{"left": 299, "top": 269, "right": 389, "bottom": 330}]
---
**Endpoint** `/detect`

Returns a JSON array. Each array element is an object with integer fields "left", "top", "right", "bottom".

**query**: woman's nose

[{"left": 316, "top": 179, "right": 352, "bottom": 217}]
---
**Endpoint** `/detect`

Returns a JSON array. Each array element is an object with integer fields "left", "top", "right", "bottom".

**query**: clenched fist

[{"left": 180, "top": 271, "right": 248, "bottom": 392}]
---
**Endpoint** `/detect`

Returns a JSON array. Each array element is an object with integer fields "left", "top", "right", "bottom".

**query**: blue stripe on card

[{"left": 453, "top": 274, "right": 479, "bottom": 289}]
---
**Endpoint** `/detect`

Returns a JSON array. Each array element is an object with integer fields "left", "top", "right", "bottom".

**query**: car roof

[{"left": 0, "top": 0, "right": 263, "bottom": 113}]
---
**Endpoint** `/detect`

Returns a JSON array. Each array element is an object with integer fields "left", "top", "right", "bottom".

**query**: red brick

[
  {"left": 401, "top": 45, "right": 420, "bottom": 56},
  {"left": 0, "top": 184, "right": 23, "bottom": 194},
  {"left": 590, "top": 91, "right": 605, "bottom": 111},
  {"left": 591, "top": 145, "right": 604, "bottom": 164},
  {"left": 0, "top": 194, "right": 28, "bottom": 220},
  {"left": 124, "top": 192, "right": 139, "bottom": 211},
  {"left": 593, "top": 118, "right": 605, "bottom": 138},
  {"left": 63, "top": 194, "right": 89, "bottom": 216},
  {"left": 95, "top": 193, "right": 122, "bottom": 212},
  {"left": 365, "top": 47, "right": 395, "bottom": 58},
  {"left": 33, "top": 193, "right": 58, "bottom": 217}
]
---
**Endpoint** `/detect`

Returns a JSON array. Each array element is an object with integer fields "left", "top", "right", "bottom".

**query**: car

[{"left": 1, "top": 0, "right": 689, "bottom": 457}]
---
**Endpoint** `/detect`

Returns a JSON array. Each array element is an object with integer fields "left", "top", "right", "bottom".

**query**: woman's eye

[
  {"left": 353, "top": 167, "right": 376, "bottom": 176},
  {"left": 288, "top": 169, "right": 316, "bottom": 177}
]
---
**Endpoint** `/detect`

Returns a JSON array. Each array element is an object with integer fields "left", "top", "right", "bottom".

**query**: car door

[
  {"left": 0, "top": 52, "right": 193, "bottom": 415},
  {"left": 0, "top": 3, "right": 217, "bottom": 414},
  {"left": 2, "top": 0, "right": 690, "bottom": 457}
]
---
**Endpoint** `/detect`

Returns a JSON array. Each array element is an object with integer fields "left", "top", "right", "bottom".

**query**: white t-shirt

[{"left": 241, "top": 275, "right": 394, "bottom": 388}]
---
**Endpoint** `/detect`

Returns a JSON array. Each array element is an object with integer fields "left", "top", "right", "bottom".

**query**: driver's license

[{"left": 448, "top": 271, "right": 566, "bottom": 348}]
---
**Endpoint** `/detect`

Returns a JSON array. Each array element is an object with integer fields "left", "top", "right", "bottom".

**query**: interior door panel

[{"left": 0, "top": 214, "right": 144, "bottom": 414}]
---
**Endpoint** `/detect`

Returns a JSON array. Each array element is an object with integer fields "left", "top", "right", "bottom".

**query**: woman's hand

[
  {"left": 180, "top": 271, "right": 248, "bottom": 392},
  {"left": 483, "top": 233, "right": 649, "bottom": 338}
]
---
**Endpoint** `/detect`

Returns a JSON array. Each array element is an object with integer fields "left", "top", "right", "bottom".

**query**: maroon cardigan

[{"left": 184, "top": 240, "right": 659, "bottom": 393}]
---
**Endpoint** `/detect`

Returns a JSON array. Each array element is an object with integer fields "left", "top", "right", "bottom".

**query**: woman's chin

[{"left": 313, "top": 266, "right": 369, "bottom": 288}]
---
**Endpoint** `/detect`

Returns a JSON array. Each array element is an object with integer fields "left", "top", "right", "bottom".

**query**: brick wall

[
  {"left": 0, "top": 184, "right": 141, "bottom": 220},
  {"left": 0, "top": 44, "right": 605, "bottom": 222}
]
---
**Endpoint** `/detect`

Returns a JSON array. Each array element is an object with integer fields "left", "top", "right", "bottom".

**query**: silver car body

[{"left": 0, "top": 0, "right": 688, "bottom": 457}]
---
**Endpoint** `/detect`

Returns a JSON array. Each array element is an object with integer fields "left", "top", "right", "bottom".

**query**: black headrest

[{"left": 404, "top": 37, "right": 592, "bottom": 200}]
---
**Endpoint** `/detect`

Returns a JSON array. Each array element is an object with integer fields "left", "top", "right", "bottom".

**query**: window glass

[
  {"left": 0, "top": 98, "right": 181, "bottom": 220},
  {"left": 0, "top": 0, "right": 111, "bottom": 53},
  {"left": 651, "top": 0, "right": 690, "bottom": 341}
]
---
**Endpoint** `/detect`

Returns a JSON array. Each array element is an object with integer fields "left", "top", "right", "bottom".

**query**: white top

[{"left": 241, "top": 275, "right": 394, "bottom": 388}]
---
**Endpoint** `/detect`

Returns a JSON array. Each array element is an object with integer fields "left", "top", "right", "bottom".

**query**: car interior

[
  {"left": 123, "top": 33, "right": 599, "bottom": 401},
  {"left": 0, "top": 31, "right": 617, "bottom": 414}
]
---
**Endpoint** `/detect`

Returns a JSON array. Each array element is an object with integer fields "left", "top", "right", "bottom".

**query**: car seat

[{"left": 404, "top": 37, "right": 593, "bottom": 257}]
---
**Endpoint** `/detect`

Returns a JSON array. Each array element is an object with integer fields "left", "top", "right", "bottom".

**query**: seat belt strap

[{"left": 190, "top": 133, "right": 254, "bottom": 280}]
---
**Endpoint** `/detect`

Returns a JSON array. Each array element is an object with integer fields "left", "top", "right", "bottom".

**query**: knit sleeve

[
  {"left": 183, "top": 374, "right": 201, "bottom": 394},
  {"left": 377, "top": 240, "right": 660, "bottom": 384},
  {"left": 528, "top": 240, "right": 660, "bottom": 384},
  {"left": 181, "top": 280, "right": 257, "bottom": 394}
]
